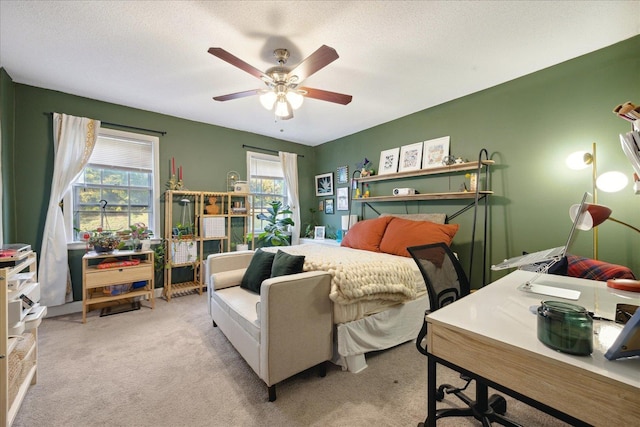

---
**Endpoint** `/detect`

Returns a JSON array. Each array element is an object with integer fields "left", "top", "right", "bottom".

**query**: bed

[{"left": 261, "top": 213, "right": 460, "bottom": 372}]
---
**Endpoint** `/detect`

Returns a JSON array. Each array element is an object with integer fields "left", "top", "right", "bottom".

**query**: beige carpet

[{"left": 13, "top": 293, "right": 569, "bottom": 426}]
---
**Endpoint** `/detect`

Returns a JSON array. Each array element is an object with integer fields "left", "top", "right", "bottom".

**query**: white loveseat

[{"left": 205, "top": 251, "right": 333, "bottom": 401}]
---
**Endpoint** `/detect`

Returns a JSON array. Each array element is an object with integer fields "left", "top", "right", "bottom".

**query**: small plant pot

[{"left": 236, "top": 244, "right": 249, "bottom": 251}]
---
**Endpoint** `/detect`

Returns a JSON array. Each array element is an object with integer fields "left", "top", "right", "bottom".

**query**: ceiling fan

[{"left": 208, "top": 45, "right": 352, "bottom": 120}]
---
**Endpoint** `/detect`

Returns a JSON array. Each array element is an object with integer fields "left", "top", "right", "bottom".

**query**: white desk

[{"left": 425, "top": 270, "right": 640, "bottom": 426}]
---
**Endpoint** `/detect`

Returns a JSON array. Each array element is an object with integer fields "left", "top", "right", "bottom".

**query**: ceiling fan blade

[
  {"left": 299, "top": 87, "right": 353, "bottom": 105},
  {"left": 287, "top": 45, "right": 339, "bottom": 82},
  {"left": 208, "top": 47, "right": 273, "bottom": 82},
  {"left": 213, "top": 89, "right": 261, "bottom": 102}
]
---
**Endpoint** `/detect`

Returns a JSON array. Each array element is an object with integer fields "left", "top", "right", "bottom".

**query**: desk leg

[{"left": 426, "top": 355, "right": 437, "bottom": 427}]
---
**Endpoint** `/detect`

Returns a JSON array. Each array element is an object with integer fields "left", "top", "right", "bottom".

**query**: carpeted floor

[{"left": 13, "top": 293, "right": 569, "bottom": 426}]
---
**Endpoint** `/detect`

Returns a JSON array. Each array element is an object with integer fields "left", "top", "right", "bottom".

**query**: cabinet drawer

[{"left": 85, "top": 263, "right": 152, "bottom": 288}]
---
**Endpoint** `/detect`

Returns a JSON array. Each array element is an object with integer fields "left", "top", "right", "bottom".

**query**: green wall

[
  {"left": 2, "top": 36, "right": 639, "bottom": 299},
  {"left": 8, "top": 84, "right": 315, "bottom": 299},
  {"left": 0, "top": 68, "right": 16, "bottom": 243},
  {"left": 316, "top": 36, "right": 640, "bottom": 286}
]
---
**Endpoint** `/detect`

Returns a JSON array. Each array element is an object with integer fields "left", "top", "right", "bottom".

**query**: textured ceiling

[{"left": 1, "top": 1, "right": 638, "bottom": 146}]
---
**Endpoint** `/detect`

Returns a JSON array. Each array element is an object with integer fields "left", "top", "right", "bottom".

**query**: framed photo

[
  {"left": 337, "top": 165, "right": 349, "bottom": 184},
  {"left": 315, "top": 172, "right": 334, "bottom": 196},
  {"left": 318, "top": 200, "right": 324, "bottom": 211},
  {"left": 378, "top": 147, "right": 400, "bottom": 175},
  {"left": 336, "top": 187, "right": 349, "bottom": 211},
  {"left": 324, "top": 199, "right": 334, "bottom": 214},
  {"left": 422, "top": 136, "right": 450, "bottom": 169},
  {"left": 398, "top": 142, "right": 423, "bottom": 172},
  {"left": 314, "top": 226, "right": 325, "bottom": 240}
]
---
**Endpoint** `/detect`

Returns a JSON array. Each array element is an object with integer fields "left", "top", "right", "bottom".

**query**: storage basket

[{"left": 171, "top": 240, "right": 198, "bottom": 264}]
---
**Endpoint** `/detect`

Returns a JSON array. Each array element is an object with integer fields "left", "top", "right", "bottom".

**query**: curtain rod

[
  {"left": 44, "top": 112, "right": 167, "bottom": 136},
  {"left": 242, "top": 144, "right": 304, "bottom": 158}
]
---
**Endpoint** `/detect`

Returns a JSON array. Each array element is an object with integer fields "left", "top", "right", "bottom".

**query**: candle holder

[{"left": 166, "top": 174, "right": 185, "bottom": 190}]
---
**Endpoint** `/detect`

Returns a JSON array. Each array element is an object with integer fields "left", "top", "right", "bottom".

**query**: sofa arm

[
  {"left": 205, "top": 251, "right": 254, "bottom": 288},
  {"left": 259, "top": 271, "right": 333, "bottom": 386}
]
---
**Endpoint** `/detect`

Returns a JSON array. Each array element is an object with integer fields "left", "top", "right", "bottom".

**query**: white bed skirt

[{"left": 332, "top": 293, "right": 430, "bottom": 373}]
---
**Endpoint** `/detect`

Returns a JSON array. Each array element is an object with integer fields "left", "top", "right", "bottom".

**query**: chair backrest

[{"left": 408, "top": 242, "right": 470, "bottom": 312}]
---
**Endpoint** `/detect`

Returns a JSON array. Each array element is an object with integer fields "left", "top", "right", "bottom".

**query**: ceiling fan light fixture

[
  {"left": 274, "top": 96, "right": 293, "bottom": 120},
  {"left": 259, "top": 91, "right": 277, "bottom": 110},
  {"left": 286, "top": 90, "right": 304, "bottom": 110}
]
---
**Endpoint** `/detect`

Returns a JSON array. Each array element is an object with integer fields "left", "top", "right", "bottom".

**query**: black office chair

[{"left": 408, "top": 243, "right": 521, "bottom": 427}]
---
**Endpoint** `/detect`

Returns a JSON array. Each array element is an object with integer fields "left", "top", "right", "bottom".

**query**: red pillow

[
  {"left": 379, "top": 217, "right": 459, "bottom": 257},
  {"left": 340, "top": 216, "right": 393, "bottom": 252}
]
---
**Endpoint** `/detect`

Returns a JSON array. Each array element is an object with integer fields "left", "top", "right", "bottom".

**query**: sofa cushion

[
  {"left": 211, "top": 286, "right": 261, "bottom": 341},
  {"left": 340, "top": 216, "right": 393, "bottom": 252},
  {"left": 240, "top": 249, "right": 276, "bottom": 293},
  {"left": 271, "top": 250, "right": 305, "bottom": 278},
  {"left": 379, "top": 217, "right": 459, "bottom": 257}
]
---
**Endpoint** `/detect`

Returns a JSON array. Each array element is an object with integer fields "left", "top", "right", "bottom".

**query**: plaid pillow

[{"left": 566, "top": 255, "right": 636, "bottom": 281}]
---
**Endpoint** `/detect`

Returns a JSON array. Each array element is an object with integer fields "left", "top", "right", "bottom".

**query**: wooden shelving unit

[
  {"left": 351, "top": 152, "right": 494, "bottom": 286},
  {"left": 163, "top": 190, "right": 253, "bottom": 301},
  {"left": 1, "top": 251, "right": 46, "bottom": 426}
]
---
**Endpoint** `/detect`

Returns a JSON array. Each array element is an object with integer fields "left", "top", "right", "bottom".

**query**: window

[
  {"left": 247, "top": 151, "right": 288, "bottom": 232},
  {"left": 64, "top": 128, "right": 160, "bottom": 243}
]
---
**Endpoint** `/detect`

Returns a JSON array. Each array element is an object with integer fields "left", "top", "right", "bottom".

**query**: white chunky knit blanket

[{"left": 262, "top": 244, "right": 421, "bottom": 305}]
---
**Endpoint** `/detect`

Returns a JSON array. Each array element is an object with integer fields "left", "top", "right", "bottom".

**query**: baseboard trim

[{"left": 45, "top": 288, "right": 165, "bottom": 318}]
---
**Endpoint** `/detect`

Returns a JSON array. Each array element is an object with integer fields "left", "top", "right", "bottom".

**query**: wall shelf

[{"left": 350, "top": 150, "right": 494, "bottom": 286}]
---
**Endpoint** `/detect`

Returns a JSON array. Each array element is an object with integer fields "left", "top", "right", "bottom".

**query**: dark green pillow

[
  {"left": 240, "top": 249, "right": 276, "bottom": 294},
  {"left": 271, "top": 250, "right": 305, "bottom": 278}
]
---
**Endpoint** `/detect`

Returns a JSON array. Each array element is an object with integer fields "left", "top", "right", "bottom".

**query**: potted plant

[
  {"left": 256, "top": 200, "right": 294, "bottom": 246},
  {"left": 88, "top": 228, "right": 121, "bottom": 253},
  {"left": 124, "top": 222, "right": 153, "bottom": 251}
]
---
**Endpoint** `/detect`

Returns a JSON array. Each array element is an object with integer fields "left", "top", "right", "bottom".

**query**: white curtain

[
  {"left": 279, "top": 151, "right": 300, "bottom": 245},
  {"left": 39, "top": 113, "right": 100, "bottom": 306}
]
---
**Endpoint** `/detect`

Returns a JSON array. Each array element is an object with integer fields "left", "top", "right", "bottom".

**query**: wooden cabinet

[
  {"left": 163, "top": 190, "right": 253, "bottom": 301},
  {"left": 81, "top": 250, "right": 155, "bottom": 323},
  {"left": 1, "top": 250, "right": 46, "bottom": 426}
]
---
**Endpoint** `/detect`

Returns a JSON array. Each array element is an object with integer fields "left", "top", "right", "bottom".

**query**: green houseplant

[{"left": 256, "top": 200, "right": 294, "bottom": 246}]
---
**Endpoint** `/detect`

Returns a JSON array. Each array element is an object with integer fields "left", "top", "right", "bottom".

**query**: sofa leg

[
  {"left": 318, "top": 361, "right": 327, "bottom": 378},
  {"left": 268, "top": 385, "right": 276, "bottom": 402},
  {"left": 212, "top": 320, "right": 217, "bottom": 327}
]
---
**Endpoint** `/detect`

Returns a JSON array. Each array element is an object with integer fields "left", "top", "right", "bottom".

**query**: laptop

[
  {"left": 491, "top": 192, "right": 591, "bottom": 300},
  {"left": 492, "top": 191, "right": 590, "bottom": 271}
]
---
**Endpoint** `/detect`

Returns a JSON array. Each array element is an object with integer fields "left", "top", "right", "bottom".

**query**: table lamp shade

[{"left": 570, "top": 203, "right": 612, "bottom": 230}]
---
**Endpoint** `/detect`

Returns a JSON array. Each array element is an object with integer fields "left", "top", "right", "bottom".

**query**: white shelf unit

[{"left": 1, "top": 251, "right": 47, "bottom": 427}]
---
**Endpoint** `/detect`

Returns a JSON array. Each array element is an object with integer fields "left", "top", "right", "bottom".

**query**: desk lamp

[{"left": 569, "top": 203, "right": 640, "bottom": 292}]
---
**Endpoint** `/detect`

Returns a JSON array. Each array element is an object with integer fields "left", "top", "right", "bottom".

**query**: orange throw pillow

[
  {"left": 379, "top": 217, "right": 459, "bottom": 257},
  {"left": 340, "top": 216, "right": 393, "bottom": 252}
]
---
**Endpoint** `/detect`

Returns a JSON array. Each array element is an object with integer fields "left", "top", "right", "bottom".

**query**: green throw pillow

[
  {"left": 240, "top": 249, "right": 276, "bottom": 294},
  {"left": 271, "top": 250, "right": 305, "bottom": 278}
]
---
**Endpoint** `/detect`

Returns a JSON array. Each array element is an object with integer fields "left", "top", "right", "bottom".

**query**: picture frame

[
  {"left": 324, "top": 199, "right": 335, "bottom": 214},
  {"left": 422, "top": 136, "right": 450, "bottom": 169},
  {"left": 314, "top": 226, "right": 325, "bottom": 240},
  {"left": 337, "top": 165, "right": 349, "bottom": 184},
  {"left": 398, "top": 142, "right": 423, "bottom": 172},
  {"left": 378, "top": 147, "right": 400, "bottom": 175},
  {"left": 315, "top": 172, "right": 334, "bottom": 196},
  {"left": 336, "top": 187, "right": 349, "bottom": 211},
  {"left": 318, "top": 200, "right": 324, "bottom": 211}
]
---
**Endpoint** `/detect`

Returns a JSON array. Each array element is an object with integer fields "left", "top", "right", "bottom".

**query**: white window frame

[
  {"left": 64, "top": 127, "right": 160, "bottom": 248},
  {"left": 246, "top": 151, "right": 289, "bottom": 233}
]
